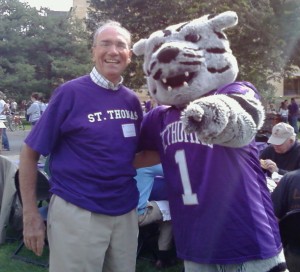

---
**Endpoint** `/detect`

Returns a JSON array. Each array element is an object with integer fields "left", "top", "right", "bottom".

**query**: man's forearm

[
  {"left": 134, "top": 150, "right": 160, "bottom": 169},
  {"left": 19, "top": 144, "right": 40, "bottom": 214}
]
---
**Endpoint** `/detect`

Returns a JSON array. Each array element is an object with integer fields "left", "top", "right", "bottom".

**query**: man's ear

[{"left": 127, "top": 50, "right": 132, "bottom": 64}]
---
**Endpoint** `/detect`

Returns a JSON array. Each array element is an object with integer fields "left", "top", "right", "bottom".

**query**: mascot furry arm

[{"left": 133, "top": 11, "right": 265, "bottom": 147}]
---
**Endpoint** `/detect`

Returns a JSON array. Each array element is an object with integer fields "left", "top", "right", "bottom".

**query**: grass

[
  {"left": 0, "top": 228, "right": 183, "bottom": 272},
  {"left": 0, "top": 241, "right": 49, "bottom": 272}
]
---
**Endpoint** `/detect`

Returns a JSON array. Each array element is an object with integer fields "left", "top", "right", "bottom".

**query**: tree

[
  {"left": 270, "top": 0, "right": 300, "bottom": 70},
  {"left": 86, "top": 0, "right": 299, "bottom": 99},
  {"left": 0, "top": 0, "right": 92, "bottom": 101}
]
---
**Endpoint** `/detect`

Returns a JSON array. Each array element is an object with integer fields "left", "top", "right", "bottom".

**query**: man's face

[
  {"left": 92, "top": 26, "right": 132, "bottom": 84},
  {"left": 273, "top": 138, "right": 293, "bottom": 154}
]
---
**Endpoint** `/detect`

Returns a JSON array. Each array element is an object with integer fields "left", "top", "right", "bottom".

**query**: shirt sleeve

[{"left": 25, "top": 87, "right": 73, "bottom": 156}]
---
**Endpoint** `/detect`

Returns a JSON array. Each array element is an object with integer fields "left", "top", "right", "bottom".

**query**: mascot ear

[
  {"left": 209, "top": 11, "right": 238, "bottom": 31},
  {"left": 132, "top": 38, "right": 147, "bottom": 56}
]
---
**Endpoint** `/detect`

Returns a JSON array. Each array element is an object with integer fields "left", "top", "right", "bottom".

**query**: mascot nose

[{"left": 157, "top": 47, "right": 179, "bottom": 63}]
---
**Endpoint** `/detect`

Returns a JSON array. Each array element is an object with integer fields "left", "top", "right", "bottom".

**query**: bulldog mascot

[{"left": 133, "top": 11, "right": 287, "bottom": 272}]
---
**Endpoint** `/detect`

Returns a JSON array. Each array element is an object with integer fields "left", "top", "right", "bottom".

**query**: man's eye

[
  {"left": 117, "top": 43, "right": 127, "bottom": 49},
  {"left": 97, "top": 41, "right": 128, "bottom": 50},
  {"left": 99, "top": 41, "right": 111, "bottom": 47}
]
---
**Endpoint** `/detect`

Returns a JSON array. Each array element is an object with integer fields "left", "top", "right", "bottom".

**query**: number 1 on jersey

[{"left": 175, "top": 150, "right": 199, "bottom": 205}]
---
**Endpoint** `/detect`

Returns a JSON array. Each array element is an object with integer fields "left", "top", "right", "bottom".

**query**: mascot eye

[
  {"left": 153, "top": 43, "right": 164, "bottom": 53},
  {"left": 185, "top": 34, "right": 201, "bottom": 43}
]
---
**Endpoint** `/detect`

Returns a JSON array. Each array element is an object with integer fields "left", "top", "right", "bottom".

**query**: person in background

[
  {"left": 260, "top": 122, "right": 300, "bottom": 176},
  {"left": 279, "top": 101, "right": 289, "bottom": 123},
  {"left": 288, "top": 97, "right": 299, "bottom": 133},
  {"left": 10, "top": 99, "right": 18, "bottom": 114},
  {"left": 18, "top": 20, "right": 143, "bottom": 272},
  {"left": 0, "top": 92, "right": 10, "bottom": 151},
  {"left": 271, "top": 169, "right": 300, "bottom": 272},
  {"left": 0, "top": 121, "right": 6, "bottom": 150},
  {"left": 39, "top": 97, "right": 48, "bottom": 114},
  {"left": 272, "top": 169, "right": 300, "bottom": 222},
  {"left": 136, "top": 164, "right": 175, "bottom": 269},
  {"left": 26, "top": 92, "right": 41, "bottom": 126},
  {"left": 19, "top": 100, "right": 27, "bottom": 118},
  {"left": 267, "top": 103, "right": 278, "bottom": 115}
]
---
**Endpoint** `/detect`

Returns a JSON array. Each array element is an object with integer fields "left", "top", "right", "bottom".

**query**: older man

[
  {"left": 19, "top": 21, "right": 143, "bottom": 272},
  {"left": 260, "top": 122, "right": 300, "bottom": 176}
]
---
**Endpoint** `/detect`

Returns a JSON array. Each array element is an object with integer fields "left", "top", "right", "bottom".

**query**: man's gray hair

[{"left": 93, "top": 20, "right": 131, "bottom": 46}]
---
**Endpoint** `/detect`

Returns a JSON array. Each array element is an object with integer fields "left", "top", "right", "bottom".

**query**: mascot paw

[{"left": 181, "top": 103, "right": 204, "bottom": 133}]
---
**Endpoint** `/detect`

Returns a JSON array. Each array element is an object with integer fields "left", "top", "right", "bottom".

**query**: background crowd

[{"left": 267, "top": 97, "right": 300, "bottom": 134}]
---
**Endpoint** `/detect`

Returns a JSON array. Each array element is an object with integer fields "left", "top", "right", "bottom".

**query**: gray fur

[{"left": 133, "top": 11, "right": 265, "bottom": 148}]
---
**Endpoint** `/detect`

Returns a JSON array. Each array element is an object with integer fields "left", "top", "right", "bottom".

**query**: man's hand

[
  {"left": 262, "top": 159, "right": 279, "bottom": 173},
  {"left": 23, "top": 211, "right": 46, "bottom": 256}
]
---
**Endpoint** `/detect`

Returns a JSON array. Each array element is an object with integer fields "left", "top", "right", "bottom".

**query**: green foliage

[
  {"left": 1, "top": 0, "right": 299, "bottom": 101},
  {"left": 86, "top": 0, "right": 300, "bottom": 99},
  {"left": 270, "top": 0, "right": 300, "bottom": 69},
  {"left": 0, "top": 0, "right": 92, "bottom": 101}
]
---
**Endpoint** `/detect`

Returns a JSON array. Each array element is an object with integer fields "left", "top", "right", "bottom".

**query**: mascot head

[{"left": 133, "top": 11, "right": 239, "bottom": 107}]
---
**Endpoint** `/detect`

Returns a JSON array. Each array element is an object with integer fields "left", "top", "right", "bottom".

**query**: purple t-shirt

[
  {"left": 25, "top": 75, "right": 143, "bottom": 216},
  {"left": 139, "top": 82, "right": 282, "bottom": 264}
]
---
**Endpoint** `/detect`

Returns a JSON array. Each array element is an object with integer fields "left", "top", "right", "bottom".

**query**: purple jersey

[
  {"left": 139, "top": 82, "right": 281, "bottom": 264},
  {"left": 25, "top": 75, "right": 143, "bottom": 216}
]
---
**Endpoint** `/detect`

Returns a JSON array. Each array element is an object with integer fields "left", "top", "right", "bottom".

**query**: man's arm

[
  {"left": 19, "top": 143, "right": 45, "bottom": 256},
  {"left": 133, "top": 150, "right": 161, "bottom": 169}
]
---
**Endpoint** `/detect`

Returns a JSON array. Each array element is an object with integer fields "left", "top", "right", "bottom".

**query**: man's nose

[{"left": 107, "top": 44, "right": 119, "bottom": 53}]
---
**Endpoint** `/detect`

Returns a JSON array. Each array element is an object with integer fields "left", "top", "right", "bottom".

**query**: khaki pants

[
  {"left": 138, "top": 201, "right": 173, "bottom": 251},
  {"left": 47, "top": 195, "right": 138, "bottom": 272}
]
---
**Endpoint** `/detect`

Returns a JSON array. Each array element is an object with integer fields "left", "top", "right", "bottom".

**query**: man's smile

[{"left": 105, "top": 59, "right": 119, "bottom": 63}]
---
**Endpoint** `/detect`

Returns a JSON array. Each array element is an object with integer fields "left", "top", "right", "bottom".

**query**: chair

[
  {"left": 11, "top": 169, "right": 50, "bottom": 267},
  {"left": 0, "top": 155, "right": 18, "bottom": 244},
  {"left": 279, "top": 209, "right": 300, "bottom": 272}
]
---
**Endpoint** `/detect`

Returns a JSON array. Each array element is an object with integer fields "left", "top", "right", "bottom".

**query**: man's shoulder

[
  {"left": 55, "top": 75, "right": 92, "bottom": 94},
  {"left": 65, "top": 75, "right": 91, "bottom": 86},
  {"left": 120, "top": 85, "right": 138, "bottom": 95}
]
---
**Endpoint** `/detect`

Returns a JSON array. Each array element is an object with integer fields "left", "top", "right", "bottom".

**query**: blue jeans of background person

[
  {"left": 289, "top": 116, "right": 298, "bottom": 134},
  {"left": 2, "top": 128, "right": 10, "bottom": 150}
]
